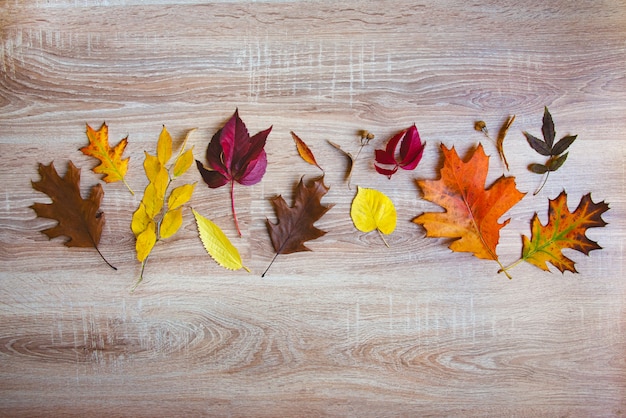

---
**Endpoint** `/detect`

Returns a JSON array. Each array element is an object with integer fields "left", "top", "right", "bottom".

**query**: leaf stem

[
  {"left": 122, "top": 178, "right": 135, "bottom": 195},
  {"left": 533, "top": 171, "right": 550, "bottom": 195},
  {"left": 131, "top": 259, "right": 147, "bottom": 292},
  {"left": 94, "top": 245, "right": 117, "bottom": 270},
  {"left": 261, "top": 252, "right": 279, "bottom": 277},
  {"left": 377, "top": 229, "right": 390, "bottom": 248},
  {"left": 498, "top": 257, "right": 524, "bottom": 277},
  {"left": 231, "top": 180, "right": 242, "bottom": 236}
]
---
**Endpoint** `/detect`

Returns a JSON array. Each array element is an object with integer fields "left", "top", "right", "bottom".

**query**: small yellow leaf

[
  {"left": 351, "top": 186, "right": 397, "bottom": 245},
  {"left": 136, "top": 221, "right": 156, "bottom": 262},
  {"left": 168, "top": 183, "right": 195, "bottom": 210},
  {"left": 157, "top": 126, "right": 173, "bottom": 165},
  {"left": 173, "top": 147, "right": 194, "bottom": 177},
  {"left": 160, "top": 207, "right": 183, "bottom": 239},
  {"left": 142, "top": 183, "right": 163, "bottom": 219},
  {"left": 192, "top": 208, "right": 250, "bottom": 271},
  {"left": 131, "top": 203, "right": 151, "bottom": 237},
  {"left": 143, "top": 152, "right": 161, "bottom": 183}
]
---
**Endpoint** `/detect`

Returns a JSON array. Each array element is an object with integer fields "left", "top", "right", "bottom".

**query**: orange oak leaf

[
  {"left": 81, "top": 122, "right": 134, "bottom": 194},
  {"left": 263, "top": 175, "right": 334, "bottom": 277},
  {"left": 519, "top": 191, "right": 609, "bottom": 273},
  {"left": 30, "top": 161, "right": 115, "bottom": 269},
  {"left": 413, "top": 143, "right": 525, "bottom": 275}
]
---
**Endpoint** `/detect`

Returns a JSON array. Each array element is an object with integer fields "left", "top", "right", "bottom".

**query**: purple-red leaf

[
  {"left": 374, "top": 125, "right": 425, "bottom": 178},
  {"left": 196, "top": 109, "right": 272, "bottom": 235}
]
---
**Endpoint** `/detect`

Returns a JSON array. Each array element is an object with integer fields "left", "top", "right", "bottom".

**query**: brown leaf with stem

[
  {"left": 31, "top": 161, "right": 116, "bottom": 270},
  {"left": 291, "top": 131, "right": 323, "bottom": 172},
  {"left": 263, "top": 175, "right": 334, "bottom": 277},
  {"left": 327, "top": 130, "right": 374, "bottom": 189},
  {"left": 474, "top": 115, "right": 515, "bottom": 171}
]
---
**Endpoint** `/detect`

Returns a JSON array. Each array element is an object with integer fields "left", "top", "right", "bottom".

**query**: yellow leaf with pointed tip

[
  {"left": 192, "top": 208, "right": 250, "bottom": 271},
  {"left": 168, "top": 183, "right": 195, "bottom": 210},
  {"left": 81, "top": 122, "right": 134, "bottom": 194},
  {"left": 143, "top": 152, "right": 161, "bottom": 183},
  {"left": 350, "top": 186, "right": 396, "bottom": 246},
  {"left": 173, "top": 147, "right": 194, "bottom": 177},
  {"left": 160, "top": 207, "right": 183, "bottom": 239},
  {"left": 157, "top": 126, "right": 173, "bottom": 165},
  {"left": 142, "top": 183, "right": 163, "bottom": 219},
  {"left": 131, "top": 202, "right": 151, "bottom": 237},
  {"left": 136, "top": 221, "right": 156, "bottom": 262}
]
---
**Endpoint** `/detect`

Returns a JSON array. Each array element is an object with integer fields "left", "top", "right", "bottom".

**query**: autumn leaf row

[{"left": 30, "top": 108, "right": 609, "bottom": 288}]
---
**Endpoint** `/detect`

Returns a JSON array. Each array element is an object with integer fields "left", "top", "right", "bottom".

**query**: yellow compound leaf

[
  {"left": 160, "top": 207, "right": 183, "bottom": 239},
  {"left": 131, "top": 202, "right": 151, "bottom": 237},
  {"left": 136, "top": 221, "right": 156, "bottom": 262},
  {"left": 142, "top": 183, "right": 163, "bottom": 219},
  {"left": 157, "top": 126, "right": 173, "bottom": 165},
  {"left": 81, "top": 122, "right": 133, "bottom": 194},
  {"left": 350, "top": 186, "right": 396, "bottom": 246},
  {"left": 173, "top": 147, "right": 194, "bottom": 177},
  {"left": 168, "top": 183, "right": 195, "bottom": 210},
  {"left": 192, "top": 208, "right": 250, "bottom": 271}
]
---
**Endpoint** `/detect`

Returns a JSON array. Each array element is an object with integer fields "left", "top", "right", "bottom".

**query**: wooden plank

[{"left": 1, "top": 0, "right": 625, "bottom": 415}]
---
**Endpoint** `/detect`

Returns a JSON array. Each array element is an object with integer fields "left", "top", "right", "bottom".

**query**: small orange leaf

[
  {"left": 413, "top": 143, "right": 525, "bottom": 272},
  {"left": 291, "top": 131, "right": 323, "bottom": 172},
  {"left": 81, "top": 122, "right": 134, "bottom": 194}
]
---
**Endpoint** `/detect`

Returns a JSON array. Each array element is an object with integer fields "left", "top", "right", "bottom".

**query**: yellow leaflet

[
  {"left": 142, "top": 183, "right": 163, "bottom": 219},
  {"left": 143, "top": 152, "right": 161, "bottom": 183},
  {"left": 160, "top": 207, "right": 183, "bottom": 239},
  {"left": 168, "top": 183, "right": 195, "bottom": 210},
  {"left": 192, "top": 208, "right": 250, "bottom": 272},
  {"left": 173, "top": 147, "right": 194, "bottom": 177},
  {"left": 157, "top": 126, "right": 173, "bottom": 165},
  {"left": 131, "top": 203, "right": 151, "bottom": 237},
  {"left": 154, "top": 167, "right": 170, "bottom": 199},
  {"left": 136, "top": 221, "right": 156, "bottom": 262},
  {"left": 351, "top": 186, "right": 396, "bottom": 246}
]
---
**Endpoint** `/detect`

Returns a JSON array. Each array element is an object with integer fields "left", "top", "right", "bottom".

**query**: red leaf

[
  {"left": 196, "top": 109, "right": 272, "bottom": 235},
  {"left": 374, "top": 125, "right": 425, "bottom": 178}
]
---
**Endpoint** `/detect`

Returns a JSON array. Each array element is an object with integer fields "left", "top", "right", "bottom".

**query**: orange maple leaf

[
  {"left": 413, "top": 143, "right": 525, "bottom": 274},
  {"left": 519, "top": 191, "right": 609, "bottom": 273},
  {"left": 81, "top": 122, "right": 134, "bottom": 194}
]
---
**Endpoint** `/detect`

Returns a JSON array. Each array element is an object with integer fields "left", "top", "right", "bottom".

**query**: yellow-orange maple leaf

[
  {"left": 413, "top": 143, "right": 525, "bottom": 273},
  {"left": 81, "top": 122, "right": 134, "bottom": 194}
]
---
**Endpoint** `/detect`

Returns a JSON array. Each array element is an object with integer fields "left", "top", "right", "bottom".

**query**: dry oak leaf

[
  {"left": 31, "top": 161, "right": 115, "bottom": 269},
  {"left": 81, "top": 122, "right": 134, "bottom": 194},
  {"left": 520, "top": 191, "right": 609, "bottom": 273},
  {"left": 263, "top": 175, "right": 334, "bottom": 277},
  {"left": 413, "top": 143, "right": 525, "bottom": 275}
]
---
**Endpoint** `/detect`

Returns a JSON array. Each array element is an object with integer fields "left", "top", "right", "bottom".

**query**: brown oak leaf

[
  {"left": 263, "top": 175, "right": 334, "bottom": 276},
  {"left": 31, "top": 161, "right": 115, "bottom": 269}
]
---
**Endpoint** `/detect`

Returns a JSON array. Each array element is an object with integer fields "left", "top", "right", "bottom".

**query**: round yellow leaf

[{"left": 350, "top": 186, "right": 397, "bottom": 235}]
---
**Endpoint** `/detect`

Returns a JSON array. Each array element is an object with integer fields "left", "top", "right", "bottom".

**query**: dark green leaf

[
  {"left": 524, "top": 132, "right": 552, "bottom": 156},
  {"left": 552, "top": 135, "right": 577, "bottom": 156},
  {"left": 529, "top": 163, "right": 549, "bottom": 174},
  {"left": 541, "top": 107, "right": 555, "bottom": 148},
  {"left": 548, "top": 152, "right": 568, "bottom": 172}
]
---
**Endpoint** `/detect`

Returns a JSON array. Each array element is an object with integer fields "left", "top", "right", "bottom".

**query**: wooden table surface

[{"left": 1, "top": 1, "right": 625, "bottom": 416}]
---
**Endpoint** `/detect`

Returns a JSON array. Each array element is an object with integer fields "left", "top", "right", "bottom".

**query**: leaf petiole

[{"left": 231, "top": 180, "right": 242, "bottom": 236}]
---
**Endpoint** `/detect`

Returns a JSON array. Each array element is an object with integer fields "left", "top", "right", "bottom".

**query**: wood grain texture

[{"left": 1, "top": 0, "right": 625, "bottom": 416}]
